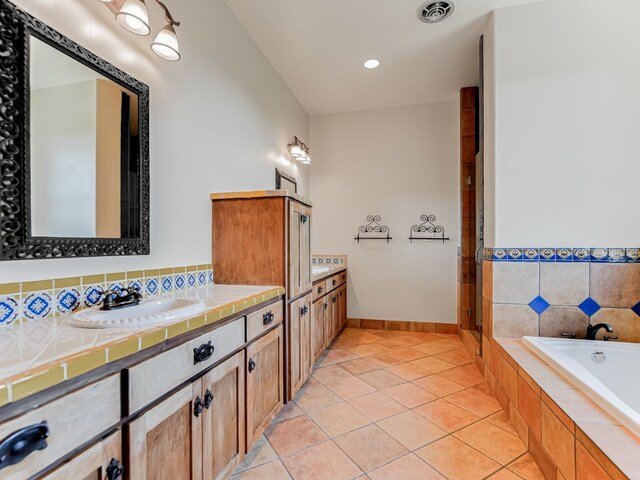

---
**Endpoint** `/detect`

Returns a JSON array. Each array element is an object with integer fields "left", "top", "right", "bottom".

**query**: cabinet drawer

[
  {"left": 326, "top": 274, "right": 340, "bottom": 292},
  {"left": 312, "top": 280, "right": 327, "bottom": 302},
  {"left": 247, "top": 301, "right": 283, "bottom": 343},
  {"left": 0, "top": 375, "right": 120, "bottom": 480},
  {"left": 339, "top": 270, "right": 347, "bottom": 285},
  {"left": 127, "top": 318, "right": 245, "bottom": 413}
]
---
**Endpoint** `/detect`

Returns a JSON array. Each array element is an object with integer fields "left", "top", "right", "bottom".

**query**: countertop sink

[
  {"left": 70, "top": 298, "right": 207, "bottom": 329},
  {"left": 312, "top": 266, "right": 331, "bottom": 274}
]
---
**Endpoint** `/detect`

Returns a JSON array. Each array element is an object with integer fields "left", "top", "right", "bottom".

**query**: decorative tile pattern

[
  {"left": 22, "top": 292, "right": 53, "bottom": 320},
  {"left": 578, "top": 297, "right": 602, "bottom": 317},
  {"left": 56, "top": 288, "right": 81, "bottom": 314},
  {"left": 529, "top": 296, "right": 550, "bottom": 315},
  {"left": 83, "top": 285, "right": 104, "bottom": 308},
  {"left": 145, "top": 277, "right": 159, "bottom": 296},
  {"left": 0, "top": 296, "right": 20, "bottom": 325},
  {"left": 482, "top": 247, "right": 640, "bottom": 263},
  {"left": 161, "top": 276, "right": 173, "bottom": 294},
  {"left": 312, "top": 255, "right": 348, "bottom": 266},
  {"left": 174, "top": 274, "right": 186, "bottom": 290}
]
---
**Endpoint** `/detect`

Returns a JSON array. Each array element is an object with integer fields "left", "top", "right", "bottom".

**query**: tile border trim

[{"left": 482, "top": 248, "right": 639, "bottom": 263}]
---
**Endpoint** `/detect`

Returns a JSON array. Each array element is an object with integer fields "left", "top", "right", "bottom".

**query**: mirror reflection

[{"left": 30, "top": 36, "right": 140, "bottom": 239}]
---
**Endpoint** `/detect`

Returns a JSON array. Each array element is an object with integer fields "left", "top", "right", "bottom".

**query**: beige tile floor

[{"left": 231, "top": 328, "right": 544, "bottom": 480}]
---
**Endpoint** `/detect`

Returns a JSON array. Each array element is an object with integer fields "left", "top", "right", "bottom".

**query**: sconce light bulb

[
  {"left": 151, "top": 23, "right": 181, "bottom": 61},
  {"left": 116, "top": 0, "right": 151, "bottom": 36}
]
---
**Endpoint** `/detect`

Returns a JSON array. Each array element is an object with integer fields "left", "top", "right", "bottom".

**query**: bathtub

[{"left": 523, "top": 336, "right": 640, "bottom": 437}]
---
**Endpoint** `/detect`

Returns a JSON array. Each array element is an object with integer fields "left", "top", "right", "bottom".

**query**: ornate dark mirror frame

[{"left": 0, "top": 0, "right": 150, "bottom": 260}]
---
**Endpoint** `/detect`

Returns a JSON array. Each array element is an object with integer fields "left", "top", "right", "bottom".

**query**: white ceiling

[{"left": 225, "top": 0, "right": 541, "bottom": 115}]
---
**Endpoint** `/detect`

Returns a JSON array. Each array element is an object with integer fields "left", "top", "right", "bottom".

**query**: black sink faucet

[
  {"left": 100, "top": 287, "right": 143, "bottom": 311},
  {"left": 585, "top": 323, "right": 617, "bottom": 341}
]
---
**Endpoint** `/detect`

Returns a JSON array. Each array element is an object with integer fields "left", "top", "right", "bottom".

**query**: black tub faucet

[{"left": 585, "top": 323, "right": 617, "bottom": 341}]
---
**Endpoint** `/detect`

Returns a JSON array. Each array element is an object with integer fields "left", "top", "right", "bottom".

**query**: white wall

[
  {"left": 485, "top": 0, "right": 640, "bottom": 247},
  {"left": 1, "top": 0, "right": 309, "bottom": 282},
  {"left": 310, "top": 102, "right": 459, "bottom": 323},
  {"left": 31, "top": 81, "right": 97, "bottom": 238}
]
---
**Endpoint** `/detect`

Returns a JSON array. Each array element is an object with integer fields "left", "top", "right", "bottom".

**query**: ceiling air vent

[{"left": 418, "top": 1, "right": 455, "bottom": 23}]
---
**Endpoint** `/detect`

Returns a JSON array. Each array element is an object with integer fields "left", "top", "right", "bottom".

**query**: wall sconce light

[
  {"left": 288, "top": 136, "right": 311, "bottom": 165},
  {"left": 100, "top": 0, "right": 181, "bottom": 61}
]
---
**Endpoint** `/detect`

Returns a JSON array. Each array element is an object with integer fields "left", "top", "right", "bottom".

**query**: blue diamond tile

[
  {"left": 632, "top": 301, "right": 640, "bottom": 317},
  {"left": 578, "top": 297, "right": 601, "bottom": 317},
  {"left": 529, "top": 296, "right": 550, "bottom": 314}
]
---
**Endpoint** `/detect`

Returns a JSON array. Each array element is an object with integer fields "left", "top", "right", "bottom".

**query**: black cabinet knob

[
  {"left": 204, "top": 389, "right": 214, "bottom": 409},
  {"left": 106, "top": 458, "right": 124, "bottom": 480},
  {"left": 263, "top": 312, "right": 275, "bottom": 326},
  {"left": 332, "top": 280, "right": 337, "bottom": 286},
  {"left": 193, "top": 341, "right": 215, "bottom": 364},
  {"left": 248, "top": 358, "right": 256, "bottom": 373},
  {"left": 0, "top": 421, "right": 49, "bottom": 471},
  {"left": 194, "top": 397, "right": 204, "bottom": 417},
  {"left": 318, "top": 286, "right": 323, "bottom": 293}
]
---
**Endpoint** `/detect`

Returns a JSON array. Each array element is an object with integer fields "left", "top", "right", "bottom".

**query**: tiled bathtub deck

[{"left": 231, "top": 328, "right": 544, "bottom": 480}]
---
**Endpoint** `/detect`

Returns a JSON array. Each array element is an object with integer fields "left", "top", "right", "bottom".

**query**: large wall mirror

[{"left": 0, "top": 0, "right": 150, "bottom": 260}]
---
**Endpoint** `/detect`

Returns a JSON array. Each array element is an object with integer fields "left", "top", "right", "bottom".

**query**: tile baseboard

[{"left": 346, "top": 318, "right": 457, "bottom": 334}]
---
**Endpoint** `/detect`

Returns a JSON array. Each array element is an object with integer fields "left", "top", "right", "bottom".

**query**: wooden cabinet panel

[
  {"left": 311, "top": 299, "right": 326, "bottom": 360},
  {"left": 339, "top": 270, "right": 347, "bottom": 286},
  {"left": 128, "top": 382, "right": 203, "bottom": 480},
  {"left": 326, "top": 274, "right": 340, "bottom": 292},
  {"left": 288, "top": 202, "right": 312, "bottom": 298},
  {"left": 42, "top": 431, "right": 122, "bottom": 480},
  {"left": 245, "top": 326, "right": 283, "bottom": 451},
  {"left": 329, "top": 292, "right": 339, "bottom": 341},
  {"left": 246, "top": 301, "right": 283, "bottom": 343},
  {"left": 288, "top": 294, "right": 312, "bottom": 397},
  {"left": 0, "top": 375, "right": 120, "bottom": 480},
  {"left": 338, "top": 285, "right": 347, "bottom": 330},
  {"left": 202, "top": 352, "right": 245, "bottom": 480},
  {"left": 127, "top": 318, "right": 244, "bottom": 413}
]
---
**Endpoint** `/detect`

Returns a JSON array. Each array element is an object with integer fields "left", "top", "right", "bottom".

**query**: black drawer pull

[
  {"left": 204, "top": 389, "right": 214, "bottom": 409},
  {"left": 193, "top": 341, "right": 214, "bottom": 364},
  {"left": 263, "top": 312, "right": 275, "bottom": 326},
  {"left": 324, "top": 303, "right": 328, "bottom": 310},
  {"left": 0, "top": 421, "right": 49, "bottom": 471},
  {"left": 332, "top": 279, "right": 337, "bottom": 286},
  {"left": 300, "top": 305, "right": 309, "bottom": 316},
  {"left": 194, "top": 397, "right": 204, "bottom": 417},
  {"left": 317, "top": 286, "right": 323, "bottom": 294},
  {"left": 106, "top": 458, "right": 124, "bottom": 480},
  {"left": 301, "top": 214, "right": 308, "bottom": 224},
  {"left": 248, "top": 358, "right": 256, "bottom": 373},
  {"left": 333, "top": 296, "right": 337, "bottom": 303}
]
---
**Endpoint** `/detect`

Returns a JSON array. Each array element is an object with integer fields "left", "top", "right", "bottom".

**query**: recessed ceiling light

[{"left": 364, "top": 59, "right": 380, "bottom": 69}]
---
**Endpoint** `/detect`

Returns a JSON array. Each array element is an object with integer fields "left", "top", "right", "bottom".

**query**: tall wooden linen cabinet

[{"left": 211, "top": 193, "right": 313, "bottom": 401}]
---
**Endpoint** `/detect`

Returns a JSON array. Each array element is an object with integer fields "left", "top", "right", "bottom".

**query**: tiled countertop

[
  {"left": 0, "top": 284, "right": 284, "bottom": 408},
  {"left": 496, "top": 337, "right": 640, "bottom": 479},
  {"left": 312, "top": 265, "right": 346, "bottom": 282},
  {"left": 210, "top": 189, "right": 312, "bottom": 207}
]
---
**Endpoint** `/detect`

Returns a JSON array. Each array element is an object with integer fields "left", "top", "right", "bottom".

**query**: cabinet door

[
  {"left": 338, "top": 286, "right": 347, "bottom": 330},
  {"left": 202, "top": 351, "right": 245, "bottom": 480},
  {"left": 329, "top": 292, "right": 339, "bottom": 343},
  {"left": 288, "top": 202, "right": 312, "bottom": 298},
  {"left": 42, "top": 431, "right": 123, "bottom": 480},
  {"left": 311, "top": 299, "right": 326, "bottom": 360},
  {"left": 246, "top": 326, "right": 284, "bottom": 451},
  {"left": 128, "top": 382, "right": 203, "bottom": 480},
  {"left": 288, "top": 295, "right": 313, "bottom": 397}
]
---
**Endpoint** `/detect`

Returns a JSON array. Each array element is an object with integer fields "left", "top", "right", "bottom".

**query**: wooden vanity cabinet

[
  {"left": 127, "top": 381, "right": 203, "bottom": 480},
  {"left": 245, "top": 325, "right": 284, "bottom": 451},
  {"left": 311, "top": 298, "right": 327, "bottom": 360},
  {"left": 127, "top": 351, "right": 246, "bottom": 480},
  {"left": 289, "top": 201, "right": 312, "bottom": 298},
  {"left": 288, "top": 294, "right": 313, "bottom": 397},
  {"left": 338, "top": 285, "right": 347, "bottom": 330},
  {"left": 41, "top": 431, "right": 123, "bottom": 480},
  {"left": 202, "top": 351, "right": 245, "bottom": 480}
]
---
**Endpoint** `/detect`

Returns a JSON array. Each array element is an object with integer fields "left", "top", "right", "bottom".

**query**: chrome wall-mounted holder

[
  {"left": 355, "top": 215, "right": 392, "bottom": 243},
  {"left": 409, "top": 214, "right": 449, "bottom": 243}
]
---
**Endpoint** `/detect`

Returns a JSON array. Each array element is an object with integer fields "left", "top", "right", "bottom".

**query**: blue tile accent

[
  {"left": 493, "top": 249, "right": 508, "bottom": 261},
  {"left": 198, "top": 272, "right": 207, "bottom": 286},
  {"left": 175, "top": 274, "right": 185, "bottom": 290},
  {"left": 529, "top": 296, "right": 550, "bottom": 314},
  {"left": 57, "top": 288, "right": 80, "bottom": 314},
  {"left": 161, "top": 276, "right": 173, "bottom": 293},
  {"left": 555, "top": 248, "right": 573, "bottom": 262},
  {"left": 145, "top": 278, "right": 159, "bottom": 296},
  {"left": 128, "top": 279, "right": 143, "bottom": 293},
  {"left": 578, "top": 297, "right": 602, "bottom": 317},
  {"left": 608, "top": 249, "right": 625, "bottom": 263},
  {"left": 632, "top": 301, "right": 640, "bottom": 318},
  {"left": 523, "top": 248, "right": 539, "bottom": 262},
  {"left": 539, "top": 248, "right": 556, "bottom": 262},
  {"left": 187, "top": 273, "right": 197, "bottom": 288},
  {"left": 0, "top": 296, "right": 19, "bottom": 325},
  {"left": 573, "top": 248, "right": 590, "bottom": 262},
  {"left": 84, "top": 286, "right": 104, "bottom": 307},
  {"left": 23, "top": 292, "right": 53, "bottom": 320},
  {"left": 507, "top": 248, "right": 523, "bottom": 261},
  {"left": 626, "top": 249, "right": 640, "bottom": 263},
  {"left": 208, "top": 270, "right": 214, "bottom": 285},
  {"left": 590, "top": 248, "right": 608, "bottom": 263}
]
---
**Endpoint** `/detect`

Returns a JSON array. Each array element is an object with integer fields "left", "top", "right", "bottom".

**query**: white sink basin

[
  {"left": 312, "top": 266, "right": 330, "bottom": 274},
  {"left": 70, "top": 298, "right": 207, "bottom": 329}
]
